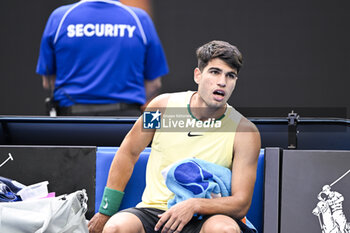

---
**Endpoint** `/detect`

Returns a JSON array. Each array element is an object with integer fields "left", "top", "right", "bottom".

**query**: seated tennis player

[{"left": 88, "top": 40, "right": 261, "bottom": 233}]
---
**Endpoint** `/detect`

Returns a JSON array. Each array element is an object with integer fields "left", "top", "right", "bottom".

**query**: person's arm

[
  {"left": 154, "top": 117, "right": 261, "bottom": 232},
  {"left": 88, "top": 117, "right": 153, "bottom": 233},
  {"left": 107, "top": 120, "right": 153, "bottom": 187},
  {"left": 42, "top": 75, "right": 56, "bottom": 90},
  {"left": 141, "top": 77, "right": 162, "bottom": 111},
  {"left": 88, "top": 93, "right": 170, "bottom": 233},
  {"left": 145, "top": 77, "right": 162, "bottom": 101}
]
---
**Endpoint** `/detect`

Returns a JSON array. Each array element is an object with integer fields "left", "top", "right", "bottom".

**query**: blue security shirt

[{"left": 36, "top": 0, "right": 168, "bottom": 106}]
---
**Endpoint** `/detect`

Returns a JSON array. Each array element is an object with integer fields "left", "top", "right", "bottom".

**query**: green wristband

[{"left": 99, "top": 187, "right": 125, "bottom": 216}]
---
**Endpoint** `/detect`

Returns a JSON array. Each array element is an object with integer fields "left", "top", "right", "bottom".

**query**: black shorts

[
  {"left": 120, "top": 207, "right": 256, "bottom": 233},
  {"left": 120, "top": 207, "right": 207, "bottom": 233}
]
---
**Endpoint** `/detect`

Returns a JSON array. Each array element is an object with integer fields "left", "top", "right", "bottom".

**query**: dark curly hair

[{"left": 196, "top": 40, "right": 243, "bottom": 73}]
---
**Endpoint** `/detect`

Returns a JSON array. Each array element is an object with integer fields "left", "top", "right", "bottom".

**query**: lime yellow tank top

[{"left": 137, "top": 91, "right": 242, "bottom": 210}]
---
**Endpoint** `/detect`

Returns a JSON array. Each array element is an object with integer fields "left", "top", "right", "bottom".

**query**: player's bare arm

[{"left": 88, "top": 93, "right": 170, "bottom": 233}]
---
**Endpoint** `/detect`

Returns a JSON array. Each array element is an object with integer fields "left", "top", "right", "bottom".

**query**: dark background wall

[{"left": 1, "top": 0, "right": 349, "bottom": 117}]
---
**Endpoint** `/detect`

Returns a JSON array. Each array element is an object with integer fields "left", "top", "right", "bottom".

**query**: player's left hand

[{"left": 154, "top": 199, "right": 197, "bottom": 233}]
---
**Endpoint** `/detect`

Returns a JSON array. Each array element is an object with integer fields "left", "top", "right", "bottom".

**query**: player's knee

[
  {"left": 223, "top": 224, "right": 241, "bottom": 233},
  {"left": 216, "top": 223, "right": 240, "bottom": 233},
  {"left": 203, "top": 221, "right": 240, "bottom": 233},
  {"left": 102, "top": 212, "right": 143, "bottom": 233},
  {"left": 102, "top": 221, "right": 124, "bottom": 233}
]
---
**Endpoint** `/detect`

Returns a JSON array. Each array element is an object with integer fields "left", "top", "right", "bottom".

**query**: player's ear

[{"left": 194, "top": 68, "right": 201, "bottom": 84}]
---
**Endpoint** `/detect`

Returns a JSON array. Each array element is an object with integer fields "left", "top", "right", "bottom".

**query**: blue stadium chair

[{"left": 96, "top": 147, "right": 264, "bottom": 232}]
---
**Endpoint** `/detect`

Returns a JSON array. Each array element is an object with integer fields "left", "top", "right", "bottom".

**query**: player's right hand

[{"left": 88, "top": 212, "right": 110, "bottom": 233}]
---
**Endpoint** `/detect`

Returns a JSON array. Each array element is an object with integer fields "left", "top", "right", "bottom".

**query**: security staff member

[{"left": 36, "top": 0, "right": 168, "bottom": 116}]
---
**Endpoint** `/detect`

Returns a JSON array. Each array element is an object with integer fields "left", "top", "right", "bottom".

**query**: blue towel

[
  {"left": 0, "top": 176, "right": 26, "bottom": 202},
  {"left": 0, "top": 181, "right": 18, "bottom": 202},
  {"left": 162, "top": 158, "right": 232, "bottom": 209},
  {"left": 0, "top": 176, "right": 26, "bottom": 193},
  {"left": 162, "top": 158, "right": 258, "bottom": 233}
]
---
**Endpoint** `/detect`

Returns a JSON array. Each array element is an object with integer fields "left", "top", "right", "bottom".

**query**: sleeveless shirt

[{"left": 137, "top": 91, "right": 242, "bottom": 210}]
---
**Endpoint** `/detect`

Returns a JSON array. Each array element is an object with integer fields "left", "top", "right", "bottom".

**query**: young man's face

[{"left": 194, "top": 58, "right": 238, "bottom": 108}]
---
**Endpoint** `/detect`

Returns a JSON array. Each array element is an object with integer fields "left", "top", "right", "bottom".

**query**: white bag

[{"left": 0, "top": 189, "right": 89, "bottom": 233}]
